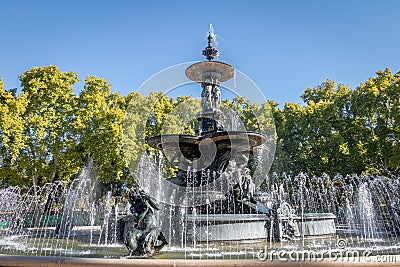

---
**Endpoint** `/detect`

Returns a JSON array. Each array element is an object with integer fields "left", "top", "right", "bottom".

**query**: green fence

[{"left": 22, "top": 214, "right": 62, "bottom": 227}]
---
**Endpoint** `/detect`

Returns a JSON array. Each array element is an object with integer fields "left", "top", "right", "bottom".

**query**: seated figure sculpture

[{"left": 117, "top": 187, "right": 167, "bottom": 257}]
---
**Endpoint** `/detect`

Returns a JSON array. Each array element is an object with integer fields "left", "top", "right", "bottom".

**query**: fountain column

[{"left": 185, "top": 32, "right": 234, "bottom": 136}]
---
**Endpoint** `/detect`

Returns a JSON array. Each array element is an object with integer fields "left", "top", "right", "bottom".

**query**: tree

[
  {"left": 3, "top": 65, "right": 400, "bottom": 188},
  {"left": 300, "top": 80, "right": 354, "bottom": 175},
  {"left": 351, "top": 69, "right": 400, "bottom": 174},
  {"left": 76, "top": 76, "right": 129, "bottom": 184},
  {"left": 18, "top": 65, "right": 80, "bottom": 188},
  {"left": 0, "top": 79, "right": 27, "bottom": 185},
  {"left": 273, "top": 101, "right": 306, "bottom": 174},
  {"left": 272, "top": 80, "right": 355, "bottom": 176}
]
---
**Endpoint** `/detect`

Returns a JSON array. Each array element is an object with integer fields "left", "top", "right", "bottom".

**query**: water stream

[{"left": 1, "top": 159, "right": 399, "bottom": 258}]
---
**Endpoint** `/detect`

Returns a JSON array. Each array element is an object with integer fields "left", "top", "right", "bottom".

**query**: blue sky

[{"left": 1, "top": 0, "right": 399, "bottom": 105}]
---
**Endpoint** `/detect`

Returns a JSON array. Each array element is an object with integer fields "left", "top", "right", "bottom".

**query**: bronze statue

[{"left": 118, "top": 188, "right": 167, "bottom": 257}]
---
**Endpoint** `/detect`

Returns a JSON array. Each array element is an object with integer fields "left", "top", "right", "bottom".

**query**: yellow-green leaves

[
  {"left": 273, "top": 70, "right": 400, "bottom": 176},
  {"left": 0, "top": 79, "right": 28, "bottom": 185},
  {"left": 18, "top": 65, "right": 80, "bottom": 186},
  {"left": 2, "top": 66, "right": 400, "bottom": 188},
  {"left": 77, "top": 76, "right": 128, "bottom": 184}
]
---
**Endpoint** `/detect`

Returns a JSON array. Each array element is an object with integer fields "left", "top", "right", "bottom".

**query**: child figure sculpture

[{"left": 118, "top": 188, "right": 167, "bottom": 257}]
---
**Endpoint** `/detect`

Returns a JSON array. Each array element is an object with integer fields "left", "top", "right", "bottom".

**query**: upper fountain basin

[{"left": 186, "top": 61, "right": 235, "bottom": 83}]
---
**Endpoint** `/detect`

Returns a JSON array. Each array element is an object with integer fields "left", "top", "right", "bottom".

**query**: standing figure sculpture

[
  {"left": 212, "top": 85, "right": 221, "bottom": 109},
  {"left": 200, "top": 83, "right": 221, "bottom": 111},
  {"left": 117, "top": 187, "right": 167, "bottom": 257},
  {"left": 200, "top": 83, "right": 213, "bottom": 110}
]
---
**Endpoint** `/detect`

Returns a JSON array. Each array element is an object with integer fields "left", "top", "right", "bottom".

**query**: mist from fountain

[
  {"left": 1, "top": 166, "right": 400, "bottom": 258},
  {"left": 129, "top": 151, "right": 400, "bottom": 258},
  {"left": 0, "top": 162, "right": 129, "bottom": 257}
]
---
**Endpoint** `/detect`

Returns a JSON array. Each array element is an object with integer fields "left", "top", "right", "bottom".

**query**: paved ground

[{"left": 0, "top": 254, "right": 399, "bottom": 267}]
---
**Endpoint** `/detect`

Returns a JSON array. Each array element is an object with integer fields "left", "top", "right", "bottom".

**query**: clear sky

[{"left": 1, "top": 0, "right": 400, "bottom": 105}]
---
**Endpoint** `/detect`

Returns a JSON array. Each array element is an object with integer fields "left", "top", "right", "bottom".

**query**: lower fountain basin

[
  {"left": 297, "top": 213, "right": 336, "bottom": 236},
  {"left": 186, "top": 213, "right": 336, "bottom": 242},
  {"left": 187, "top": 214, "right": 268, "bottom": 241}
]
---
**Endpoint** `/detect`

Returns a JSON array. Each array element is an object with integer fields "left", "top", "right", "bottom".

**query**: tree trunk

[{"left": 32, "top": 167, "right": 42, "bottom": 228}]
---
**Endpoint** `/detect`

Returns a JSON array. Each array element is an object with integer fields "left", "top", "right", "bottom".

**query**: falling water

[
  {"left": 1, "top": 159, "right": 400, "bottom": 258},
  {"left": 358, "top": 183, "right": 378, "bottom": 240}
]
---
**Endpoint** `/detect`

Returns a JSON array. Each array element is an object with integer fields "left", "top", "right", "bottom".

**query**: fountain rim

[
  {"left": 185, "top": 61, "right": 235, "bottom": 83},
  {"left": 147, "top": 131, "right": 267, "bottom": 150},
  {"left": 4, "top": 254, "right": 400, "bottom": 267}
]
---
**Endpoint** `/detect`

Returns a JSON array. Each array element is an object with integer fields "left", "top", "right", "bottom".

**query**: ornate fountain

[{"left": 146, "top": 30, "right": 313, "bottom": 243}]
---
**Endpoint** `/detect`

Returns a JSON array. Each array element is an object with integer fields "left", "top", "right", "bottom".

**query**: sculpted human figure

[
  {"left": 241, "top": 168, "right": 255, "bottom": 200},
  {"left": 118, "top": 187, "right": 167, "bottom": 257},
  {"left": 212, "top": 85, "right": 221, "bottom": 109},
  {"left": 201, "top": 83, "right": 213, "bottom": 110}
]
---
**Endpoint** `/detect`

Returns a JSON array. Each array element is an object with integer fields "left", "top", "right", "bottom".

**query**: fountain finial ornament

[{"left": 202, "top": 32, "right": 218, "bottom": 61}]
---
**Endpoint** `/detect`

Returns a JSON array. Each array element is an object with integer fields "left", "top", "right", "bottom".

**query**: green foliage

[
  {"left": 76, "top": 76, "right": 129, "bottom": 184},
  {"left": 123, "top": 93, "right": 200, "bottom": 179},
  {"left": 1, "top": 65, "right": 400, "bottom": 188},
  {"left": 273, "top": 70, "right": 400, "bottom": 176},
  {"left": 274, "top": 81, "right": 359, "bottom": 175},
  {"left": 18, "top": 66, "right": 80, "bottom": 187},
  {"left": 122, "top": 91, "right": 156, "bottom": 182},
  {"left": 351, "top": 69, "right": 400, "bottom": 173},
  {"left": 0, "top": 79, "right": 27, "bottom": 185}
]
